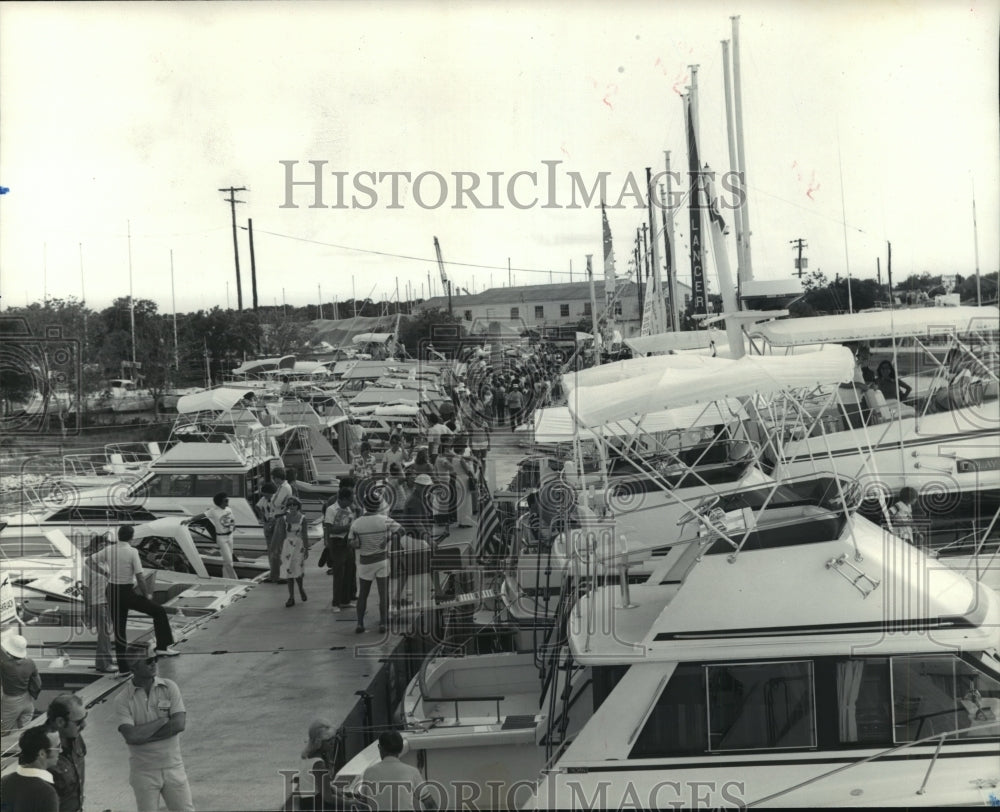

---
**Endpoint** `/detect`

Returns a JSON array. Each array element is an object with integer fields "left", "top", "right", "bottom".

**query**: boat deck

[{"left": 55, "top": 527, "right": 477, "bottom": 811}]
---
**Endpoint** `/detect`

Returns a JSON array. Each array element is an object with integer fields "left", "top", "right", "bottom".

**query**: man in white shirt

[
  {"left": 87, "top": 525, "right": 179, "bottom": 674},
  {"left": 268, "top": 470, "right": 294, "bottom": 582},
  {"left": 359, "top": 731, "right": 435, "bottom": 810},
  {"left": 425, "top": 415, "right": 452, "bottom": 461},
  {"left": 114, "top": 643, "right": 193, "bottom": 812},
  {"left": 189, "top": 492, "right": 239, "bottom": 580}
]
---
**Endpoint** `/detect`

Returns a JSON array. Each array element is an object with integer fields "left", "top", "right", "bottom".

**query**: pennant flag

[
  {"left": 686, "top": 96, "right": 708, "bottom": 318},
  {"left": 602, "top": 203, "right": 617, "bottom": 316}
]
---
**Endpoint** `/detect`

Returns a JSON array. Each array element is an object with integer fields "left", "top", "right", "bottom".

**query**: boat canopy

[
  {"left": 132, "top": 518, "right": 210, "bottom": 578},
  {"left": 351, "top": 332, "right": 394, "bottom": 345},
  {"left": 530, "top": 401, "right": 747, "bottom": 444},
  {"left": 177, "top": 388, "right": 257, "bottom": 414},
  {"left": 752, "top": 306, "right": 999, "bottom": 347},
  {"left": 568, "top": 347, "right": 854, "bottom": 427},
  {"left": 231, "top": 355, "right": 296, "bottom": 375},
  {"left": 564, "top": 353, "right": 718, "bottom": 393},
  {"left": 624, "top": 328, "right": 726, "bottom": 355}
]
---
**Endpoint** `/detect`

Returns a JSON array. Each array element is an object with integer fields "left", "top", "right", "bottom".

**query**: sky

[{"left": 1, "top": 0, "right": 998, "bottom": 315}]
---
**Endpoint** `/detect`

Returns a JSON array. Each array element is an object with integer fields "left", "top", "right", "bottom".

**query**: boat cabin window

[
  {"left": 891, "top": 655, "right": 1000, "bottom": 741},
  {"left": 835, "top": 658, "right": 892, "bottom": 744},
  {"left": 629, "top": 664, "right": 706, "bottom": 758},
  {"left": 707, "top": 661, "right": 816, "bottom": 751},
  {"left": 145, "top": 473, "right": 243, "bottom": 499},
  {"left": 47, "top": 506, "right": 158, "bottom": 523},
  {"left": 592, "top": 665, "right": 629, "bottom": 713}
]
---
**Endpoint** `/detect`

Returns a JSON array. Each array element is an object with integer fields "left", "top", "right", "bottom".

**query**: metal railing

[{"left": 746, "top": 719, "right": 1000, "bottom": 807}]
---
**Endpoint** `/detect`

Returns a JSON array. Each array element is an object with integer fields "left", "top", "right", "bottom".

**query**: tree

[{"left": 397, "top": 308, "right": 463, "bottom": 357}]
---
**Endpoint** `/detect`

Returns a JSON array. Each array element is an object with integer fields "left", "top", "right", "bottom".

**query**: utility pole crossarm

[{"left": 219, "top": 186, "right": 248, "bottom": 311}]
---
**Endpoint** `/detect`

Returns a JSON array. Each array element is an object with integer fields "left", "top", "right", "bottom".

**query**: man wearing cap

[
  {"left": 45, "top": 695, "right": 88, "bottom": 812},
  {"left": 0, "top": 631, "right": 41, "bottom": 734},
  {"left": 114, "top": 643, "right": 193, "bottom": 812},
  {"left": 81, "top": 532, "right": 116, "bottom": 674},
  {"left": 87, "top": 525, "right": 179, "bottom": 674},
  {"left": 0, "top": 726, "right": 61, "bottom": 811}
]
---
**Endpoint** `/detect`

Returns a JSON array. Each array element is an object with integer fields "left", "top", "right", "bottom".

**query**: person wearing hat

[
  {"left": 294, "top": 718, "right": 370, "bottom": 811},
  {"left": 0, "top": 631, "right": 41, "bottom": 734},
  {"left": 278, "top": 497, "right": 311, "bottom": 608},
  {"left": 81, "top": 532, "right": 116, "bottom": 674}
]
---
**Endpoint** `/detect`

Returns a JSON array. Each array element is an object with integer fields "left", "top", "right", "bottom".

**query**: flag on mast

[
  {"left": 686, "top": 95, "right": 709, "bottom": 318},
  {"left": 602, "top": 203, "right": 617, "bottom": 318}
]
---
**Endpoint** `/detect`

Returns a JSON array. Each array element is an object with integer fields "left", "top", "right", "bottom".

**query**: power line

[{"left": 243, "top": 226, "right": 566, "bottom": 277}]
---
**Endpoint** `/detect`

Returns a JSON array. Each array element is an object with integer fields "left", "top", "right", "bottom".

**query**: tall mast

[
  {"left": 722, "top": 38, "right": 744, "bottom": 298},
  {"left": 663, "top": 151, "right": 678, "bottom": 332},
  {"left": 170, "top": 249, "right": 179, "bottom": 371},
  {"left": 644, "top": 169, "right": 662, "bottom": 333},
  {"left": 127, "top": 220, "right": 137, "bottom": 372},
  {"left": 730, "top": 15, "right": 754, "bottom": 281},
  {"left": 836, "top": 129, "right": 854, "bottom": 313},
  {"left": 972, "top": 181, "right": 982, "bottom": 306}
]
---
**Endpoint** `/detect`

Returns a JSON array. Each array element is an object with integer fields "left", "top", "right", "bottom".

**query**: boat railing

[
  {"left": 745, "top": 718, "right": 1000, "bottom": 807},
  {"left": 414, "top": 641, "right": 505, "bottom": 726}
]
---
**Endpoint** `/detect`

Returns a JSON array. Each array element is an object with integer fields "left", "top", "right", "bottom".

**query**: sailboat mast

[
  {"left": 170, "top": 249, "right": 179, "bottom": 370},
  {"left": 972, "top": 182, "right": 982, "bottom": 306},
  {"left": 722, "top": 38, "right": 744, "bottom": 299},
  {"left": 730, "top": 16, "right": 754, "bottom": 282},
  {"left": 645, "top": 167, "right": 666, "bottom": 333},
  {"left": 663, "top": 151, "right": 678, "bottom": 333}
]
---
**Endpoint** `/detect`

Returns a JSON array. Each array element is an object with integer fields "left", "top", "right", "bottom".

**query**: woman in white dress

[{"left": 278, "top": 497, "right": 310, "bottom": 607}]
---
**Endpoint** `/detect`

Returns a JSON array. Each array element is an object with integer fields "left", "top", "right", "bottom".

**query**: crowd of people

[{"left": 0, "top": 338, "right": 572, "bottom": 811}]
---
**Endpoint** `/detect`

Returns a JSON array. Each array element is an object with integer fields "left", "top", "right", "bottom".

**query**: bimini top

[
  {"left": 564, "top": 353, "right": 720, "bottom": 394},
  {"left": 752, "top": 306, "right": 1000, "bottom": 347},
  {"left": 351, "top": 332, "right": 394, "bottom": 345},
  {"left": 231, "top": 355, "right": 296, "bottom": 375},
  {"left": 568, "top": 347, "right": 854, "bottom": 428},
  {"left": 177, "top": 388, "right": 257, "bottom": 414},
  {"left": 624, "top": 328, "right": 726, "bottom": 356},
  {"left": 530, "top": 402, "right": 746, "bottom": 444}
]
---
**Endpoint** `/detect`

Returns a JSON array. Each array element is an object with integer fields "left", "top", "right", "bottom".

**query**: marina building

[{"left": 416, "top": 280, "right": 692, "bottom": 337}]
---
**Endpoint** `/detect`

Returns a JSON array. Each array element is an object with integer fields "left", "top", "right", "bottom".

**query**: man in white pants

[{"left": 114, "top": 643, "right": 194, "bottom": 812}]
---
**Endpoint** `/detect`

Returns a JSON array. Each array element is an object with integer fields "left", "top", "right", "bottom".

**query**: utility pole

[
  {"left": 887, "top": 241, "right": 894, "bottom": 310},
  {"left": 318, "top": 284, "right": 323, "bottom": 319},
  {"left": 79, "top": 243, "right": 88, "bottom": 358},
  {"left": 127, "top": 221, "right": 136, "bottom": 371},
  {"left": 170, "top": 249, "right": 179, "bottom": 370},
  {"left": 219, "top": 185, "right": 247, "bottom": 310},
  {"left": 876, "top": 257, "right": 882, "bottom": 288},
  {"left": 247, "top": 218, "right": 259, "bottom": 311},
  {"left": 508, "top": 257, "right": 512, "bottom": 288},
  {"left": 790, "top": 238, "right": 808, "bottom": 277}
]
